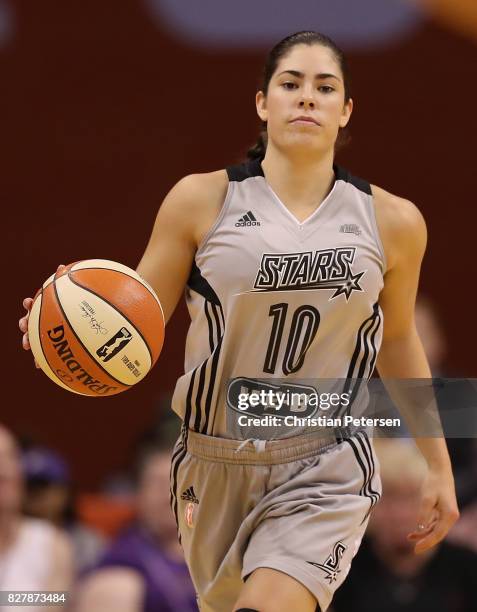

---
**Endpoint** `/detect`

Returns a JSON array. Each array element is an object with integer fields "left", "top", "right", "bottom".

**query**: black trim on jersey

[
  {"left": 341, "top": 303, "right": 380, "bottom": 416},
  {"left": 187, "top": 261, "right": 221, "bottom": 305},
  {"left": 184, "top": 369, "right": 197, "bottom": 431},
  {"left": 201, "top": 333, "right": 224, "bottom": 434},
  {"left": 226, "top": 159, "right": 372, "bottom": 196},
  {"left": 356, "top": 314, "right": 381, "bottom": 380},
  {"left": 346, "top": 302, "right": 379, "bottom": 378},
  {"left": 204, "top": 301, "right": 215, "bottom": 352},
  {"left": 198, "top": 302, "right": 224, "bottom": 434},
  {"left": 367, "top": 312, "right": 381, "bottom": 377},
  {"left": 334, "top": 165, "right": 372, "bottom": 196},
  {"left": 182, "top": 300, "right": 224, "bottom": 435},
  {"left": 226, "top": 159, "right": 264, "bottom": 182},
  {"left": 194, "top": 357, "right": 209, "bottom": 431},
  {"left": 210, "top": 301, "right": 222, "bottom": 346},
  {"left": 348, "top": 309, "right": 381, "bottom": 413}
]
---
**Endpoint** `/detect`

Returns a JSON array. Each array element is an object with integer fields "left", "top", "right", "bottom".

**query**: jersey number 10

[{"left": 263, "top": 303, "right": 320, "bottom": 375}]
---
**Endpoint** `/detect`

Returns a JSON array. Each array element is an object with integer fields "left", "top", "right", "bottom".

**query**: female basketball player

[{"left": 20, "top": 31, "right": 459, "bottom": 612}]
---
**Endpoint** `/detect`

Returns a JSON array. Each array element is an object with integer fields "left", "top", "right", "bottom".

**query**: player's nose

[{"left": 299, "top": 92, "right": 315, "bottom": 110}]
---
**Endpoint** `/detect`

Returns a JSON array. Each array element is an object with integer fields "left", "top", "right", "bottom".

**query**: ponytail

[{"left": 246, "top": 123, "right": 268, "bottom": 161}]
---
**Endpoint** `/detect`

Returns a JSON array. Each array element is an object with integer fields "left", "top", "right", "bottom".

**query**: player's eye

[
  {"left": 319, "top": 85, "right": 335, "bottom": 93},
  {"left": 282, "top": 82, "right": 298, "bottom": 90}
]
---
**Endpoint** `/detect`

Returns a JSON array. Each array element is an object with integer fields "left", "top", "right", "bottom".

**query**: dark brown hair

[{"left": 247, "top": 31, "right": 352, "bottom": 160}]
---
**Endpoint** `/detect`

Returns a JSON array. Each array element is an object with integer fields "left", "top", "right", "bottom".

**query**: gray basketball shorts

[{"left": 170, "top": 428, "right": 381, "bottom": 612}]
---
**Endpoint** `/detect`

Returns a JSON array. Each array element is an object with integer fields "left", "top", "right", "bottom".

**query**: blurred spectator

[
  {"left": 0, "top": 424, "right": 73, "bottom": 610},
  {"left": 22, "top": 445, "right": 105, "bottom": 571},
  {"left": 331, "top": 439, "right": 477, "bottom": 612},
  {"left": 448, "top": 500, "right": 477, "bottom": 553},
  {"left": 74, "top": 432, "right": 197, "bottom": 612}
]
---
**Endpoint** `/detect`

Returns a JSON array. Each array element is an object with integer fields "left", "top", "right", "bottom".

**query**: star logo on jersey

[
  {"left": 330, "top": 270, "right": 366, "bottom": 300},
  {"left": 307, "top": 541, "right": 348, "bottom": 584},
  {"left": 253, "top": 247, "right": 366, "bottom": 301}
]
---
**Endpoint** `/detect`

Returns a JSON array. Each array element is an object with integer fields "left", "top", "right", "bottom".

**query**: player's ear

[
  {"left": 256, "top": 91, "right": 268, "bottom": 123},
  {"left": 339, "top": 97, "right": 353, "bottom": 128}
]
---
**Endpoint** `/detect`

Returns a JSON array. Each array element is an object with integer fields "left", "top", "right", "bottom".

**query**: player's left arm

[{"left": 373, "top": 185, "right": 459, "bottom": 554}]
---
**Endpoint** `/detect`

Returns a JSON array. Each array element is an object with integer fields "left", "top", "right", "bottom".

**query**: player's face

[
  {"left": 0, "top": 426, "right": 23, "bottom": 513},
  {"left": 256, "top": 44, "right": 352, "bottom": 157}
]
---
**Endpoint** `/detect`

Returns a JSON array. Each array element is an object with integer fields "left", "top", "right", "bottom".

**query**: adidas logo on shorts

[
  {"left": 181, "top": 486, "right": 199, "bottom": 504},
  {"left": 235, "top": 211, "right": 260, "bottom": 227}
]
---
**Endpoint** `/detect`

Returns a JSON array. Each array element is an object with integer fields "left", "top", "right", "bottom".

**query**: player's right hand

[{"left": 19, "top": 265, "right": 66, "bottom": 367}]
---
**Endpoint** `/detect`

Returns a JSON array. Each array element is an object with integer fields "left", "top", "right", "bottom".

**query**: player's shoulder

[
  {"left": 371, "top": 184, "right": 425, "bottom": 231},
  {"left": 370, "top": 184, "right": 427, "bottom": 268},
  {"left": 158, "top": 169, "right": 229, "bottom": 247},
  {"left": 171, "top": 169, "right": 228, "bottom": 206},
  {"left": 371, "top": 184, "right": 426, "bottom": 239}
]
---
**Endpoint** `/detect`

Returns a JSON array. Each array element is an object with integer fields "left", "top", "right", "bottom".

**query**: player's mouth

[{"left": 290, "top": 116, "right": 321, "bottom": 126}]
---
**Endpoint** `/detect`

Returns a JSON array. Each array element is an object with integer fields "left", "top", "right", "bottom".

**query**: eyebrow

[{"left": 277, "top": 69, "right": 341, "bottom": 82}]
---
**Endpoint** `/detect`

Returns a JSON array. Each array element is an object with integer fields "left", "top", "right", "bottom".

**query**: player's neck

[{"left": 261, "top": 146, "right": 335, "bottom": 213}]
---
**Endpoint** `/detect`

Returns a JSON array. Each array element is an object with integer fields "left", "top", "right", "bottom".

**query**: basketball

[{"left": 28, "top": 259, "right": 165, "bottom": 397}]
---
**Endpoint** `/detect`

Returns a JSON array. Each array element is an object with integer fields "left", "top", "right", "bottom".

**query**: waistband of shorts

[{"left": 184, "top": 428, "right": 348, "bottom": 465}]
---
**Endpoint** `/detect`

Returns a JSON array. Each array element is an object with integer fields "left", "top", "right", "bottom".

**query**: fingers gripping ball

[{"left": 28, "top": 260, "right": 165, "bottom": 397}]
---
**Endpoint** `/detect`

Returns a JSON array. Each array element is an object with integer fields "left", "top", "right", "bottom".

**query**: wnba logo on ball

[{"left": 96, "top": 327, "right": 132, "bottom": 362}]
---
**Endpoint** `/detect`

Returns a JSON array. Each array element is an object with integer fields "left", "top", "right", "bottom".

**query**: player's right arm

[{"left": 136, "top": 170, "right": 228, "bottom": 324}]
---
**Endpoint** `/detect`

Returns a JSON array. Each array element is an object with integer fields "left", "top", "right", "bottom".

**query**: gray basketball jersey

[{"left": 171, "top": 159, "right": 386, "bottom": 437}]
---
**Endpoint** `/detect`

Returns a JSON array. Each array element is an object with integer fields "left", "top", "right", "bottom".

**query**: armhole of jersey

[
  {"left": 368, "top": 191, "right": 387, "bottom": 276},
  {"left": 195, "top": 180, "right": 234, "bottom": 257}
]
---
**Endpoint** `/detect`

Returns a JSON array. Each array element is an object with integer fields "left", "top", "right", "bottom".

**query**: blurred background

[{"left": 3, "top": 0, "right": 477, "bottom": 610}]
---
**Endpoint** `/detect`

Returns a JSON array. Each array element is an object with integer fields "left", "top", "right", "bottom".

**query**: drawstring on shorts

[{"left": 235, "top": 438, "right": 267, "bottom": 453}]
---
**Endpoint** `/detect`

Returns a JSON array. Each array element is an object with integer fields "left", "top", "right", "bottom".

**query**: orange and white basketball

[{"left": 28, "top": 259, "right": 165, "bottom": 397}]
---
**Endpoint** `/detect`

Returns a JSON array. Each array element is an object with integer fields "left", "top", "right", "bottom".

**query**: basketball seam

[
  {"left": 36, "top": 289, "right": 86, "bottom": 395},
  {"left": 70, "top": 266, "right": 164, "bottom": 322},
  {"left": 53, "top": 275, "right": 131, "bottom": 388},
  {"left": 67, "top": 272, "right": 154, "bottom": 368}
]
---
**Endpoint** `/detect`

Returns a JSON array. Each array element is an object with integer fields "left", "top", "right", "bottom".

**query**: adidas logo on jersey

[
  {"left": 235, "top": 211, "right": 260, "bottom": 227},
  {"left": 181, "top": 486, "right": 199, "bottom": 504}
]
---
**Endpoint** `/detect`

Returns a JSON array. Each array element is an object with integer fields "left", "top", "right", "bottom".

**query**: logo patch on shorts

[
  {"left": 185, "top": 502, "right": 195, "bottom": 527},
  {"left": 307, "top": 541, "right": 347, "bottom": 584},
  {"left": 181, "top": 486, "right": 199, "bottom": 528}
]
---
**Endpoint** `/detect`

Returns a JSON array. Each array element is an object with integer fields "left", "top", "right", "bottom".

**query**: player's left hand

[{"left": 407, "top": 465, "right": 459, "bottom": 554}]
